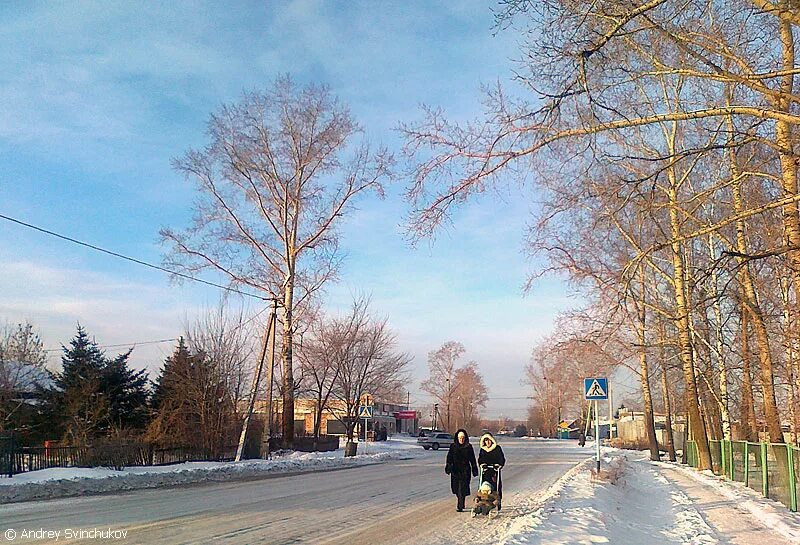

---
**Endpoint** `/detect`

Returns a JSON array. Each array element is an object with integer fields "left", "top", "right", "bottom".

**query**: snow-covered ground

[
  {"left": 0, "top": 436, "right": 425, "bottom": 504},
  {"left": 6, "top": 439, "right": 798, "bottom": 544},
  {"left": 497, "top": 448, "right": 800, "bottom": 545}
]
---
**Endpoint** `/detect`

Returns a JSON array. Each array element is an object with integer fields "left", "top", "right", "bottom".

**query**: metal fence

[
  {"left": 0, "top": 437, "right": 238, "bottom": 477},
  {"left": 686, "top": 439, "right": 799, "bottom": 512}
]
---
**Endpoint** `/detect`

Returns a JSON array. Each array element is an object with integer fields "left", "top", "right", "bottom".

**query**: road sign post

[
  {"left": 594, "top": 400, "right": 600, "bottom": 473},
  {"left": 358, "top": 393, "right": 374, "bottom": 455},
  {"left": 584, "top": 378, "right": 609, "bottom": 473}
]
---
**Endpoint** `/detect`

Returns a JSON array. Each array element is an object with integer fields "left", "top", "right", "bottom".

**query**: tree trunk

[
  {"left": 727, "top": 126, "right": 782, "bottom": 444},
  {"left": 770, "top": 16, "right": 799, "bottom": 444},
  {"left": 281, "top": 274, "right": 295, "bottom": 447},
  {"left": 708, "top": 234, "right": 731, "bottom": 439},
  {"left": 669, "top": 186, "right": 712, "bottom": 469},
  {"left": 658, "top": 319, "right": 677, "bottom": 461},
  {"left": 740, "top": 310, "right": 759, "bottom": 441},
  {"left": 313, "top": 398, "right": 323, "bottom": 440},
  {"left": 660, "top": 362, "right": 677, "bottom": 462},
  {"left": 638, "top": 269, "right": 660, "bottom": 461},
  {"left": 781, "top": 276, "right": 798, "bottom": 445}
]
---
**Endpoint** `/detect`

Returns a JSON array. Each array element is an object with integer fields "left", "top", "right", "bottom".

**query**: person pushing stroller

[{"left": 473, "top": 432, "right": 506, "bottom": 516}]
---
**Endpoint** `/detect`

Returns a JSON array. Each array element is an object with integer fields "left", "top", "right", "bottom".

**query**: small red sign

[{"left": 394, "top": 410, "right": 417, "bottom": 419}]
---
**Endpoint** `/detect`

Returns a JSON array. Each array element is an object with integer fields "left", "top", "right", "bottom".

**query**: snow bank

[
  {"left": 652, "top": 458, "right": 800, "bottom": 543},
  {"left": 500, "top": 452, "right": 719, "bottom": 545},
  {"left": 0, "top": 438, "right": 425, "bottom": 504}
]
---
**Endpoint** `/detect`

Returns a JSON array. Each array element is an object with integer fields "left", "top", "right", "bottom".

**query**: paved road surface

[{"left": 1, "top": 439, "right": 588, "bottom": 545}]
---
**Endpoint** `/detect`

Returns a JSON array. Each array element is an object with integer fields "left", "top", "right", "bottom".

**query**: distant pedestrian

[
  {"left": 445, "top": 429, "right": 478, "bottom": 512},
  {"left": 578, "top": 430, "right": 586, "bottom": 447}
]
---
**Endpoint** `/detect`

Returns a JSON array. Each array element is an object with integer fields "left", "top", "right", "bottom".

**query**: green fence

[{"left": 686, "top": 439, "right": 799, "bottom": 512}]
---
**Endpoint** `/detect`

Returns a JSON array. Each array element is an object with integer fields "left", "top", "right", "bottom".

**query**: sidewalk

[
  {"left": 657, "top": 464, "right": 790, "bottom": 545},
  {"left": 500, "top": 450, "right": 800, "bottom": 545}
]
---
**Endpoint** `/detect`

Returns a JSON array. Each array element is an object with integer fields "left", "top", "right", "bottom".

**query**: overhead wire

[
  {"left": 0, "top": 212, "right": 272, "bottom": 302},
  {"left": 43, "top": 305, "right": 272, "bottom": 354}
]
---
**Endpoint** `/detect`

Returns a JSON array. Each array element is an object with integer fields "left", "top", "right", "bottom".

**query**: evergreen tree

[
  {"left": 151, "top": 337, "right": 193, "bottom": 411},
  {"left": 104, "top": 350, "right": 150, "bottom": 431},
  {"left": 147, "top": 338, "right": 235, "bottom": 455},
  {"left": 40, "top": 325, "right": 150, "bottom": 443},
  {"left": 41, "top": 325, "right": 108, "bottom": 443}
]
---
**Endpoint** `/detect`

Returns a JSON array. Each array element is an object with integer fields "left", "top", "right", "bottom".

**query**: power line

[
  {"left": 43, "top": 305, "right": 272, "bottom": 353},
  {"left": 0, "top": 213, "right": 271, "bottom": 302},
  {"left": 44, "top": 338, "right": 179, "bottom": 353}
]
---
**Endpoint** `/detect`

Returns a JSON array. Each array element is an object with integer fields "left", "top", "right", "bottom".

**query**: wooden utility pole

[
  {"left": 235, "top": 300, "right": 279, "bottom": 462},
  {"left": 261, "top": 299, "right": 279, "bottom": 457}
]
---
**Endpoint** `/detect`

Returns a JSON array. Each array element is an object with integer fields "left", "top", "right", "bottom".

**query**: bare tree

[
  {"left": 450, "top": 362, "right": 488, "bottom": 434},
  {"left": 162, "top": 76, "right": 393, "bottom": 446},
  {"left": 420, "top": 341, "right": 466, "bottom": 432},
  {"left": 400, "top": 2, "right": 800, "bottom": 467},
  {"left": 328, "top": 300, "right": 411, "bottom": 448},
  {"left": 296, "top": 300, "right": 366, "bottom": 440},
  {"left": 526, "top": 314, "right": 619, "bottom": 438},
  {"left": 0, "top": 321, "right": 48, "bottom": 433},
  {"left": 185, "top": 303, "right": 256, "bottom": 414}
]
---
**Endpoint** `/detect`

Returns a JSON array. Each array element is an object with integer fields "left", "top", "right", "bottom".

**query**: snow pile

[
  {"left": 500, "top": 453, "right": 719, "bottom": 545},
  {"left": 652, "top": 459, "right": 800, "bottom": 543},
  {"left": 0, "top": 438, "right": 425, "bottom": 504}
]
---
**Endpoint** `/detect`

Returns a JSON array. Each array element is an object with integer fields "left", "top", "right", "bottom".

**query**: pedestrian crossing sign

[
  {"left": 584, "top": 377, "right": 608, "bottom": 400},
  {"left": 358, "top": 405, "right": 373, "bottom": 418}
]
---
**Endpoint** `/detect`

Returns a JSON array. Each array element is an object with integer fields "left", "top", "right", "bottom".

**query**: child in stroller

[{"left": 472, "top": 464, "right": 501, "bottom": 517}]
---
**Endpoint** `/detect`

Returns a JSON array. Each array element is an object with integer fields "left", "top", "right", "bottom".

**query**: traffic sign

[
  {"left": 584, "top": 377, "right": 608, "bottom": 400},
  {"left": 358, "top": 405, "right": 373, "bottom": 419}
]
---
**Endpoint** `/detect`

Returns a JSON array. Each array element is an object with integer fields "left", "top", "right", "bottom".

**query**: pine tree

[
  {"left": 44, "top": 325, "right": 109, "bottom": 443},
  {"left": 151, "top": 337, "right": 193, "bottom": 411},
  {"left": 104, "top": 350, "right": 150, "bottom": 432},
  {"left": 147, "top": 338, "right": 235, "bottom": 455},
  {"left": 40, "top": 325, "right": 151, "bottom": 444}
]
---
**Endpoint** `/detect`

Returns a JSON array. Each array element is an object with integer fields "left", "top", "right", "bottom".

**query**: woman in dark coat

[
  {"left": 445, "top": 429, "right": 478, "bottom": 511},
  {"left": 477, "top": 433, "right": 505, "bottom": 510}
]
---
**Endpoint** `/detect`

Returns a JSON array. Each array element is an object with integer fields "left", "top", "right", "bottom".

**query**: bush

[{"left": 83, "top": 440, "right": 150, "bottom": 471}]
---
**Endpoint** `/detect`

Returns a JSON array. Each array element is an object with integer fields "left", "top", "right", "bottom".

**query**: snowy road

[{"left": 0, "top": 439, "right": 588, "bottom": 545}]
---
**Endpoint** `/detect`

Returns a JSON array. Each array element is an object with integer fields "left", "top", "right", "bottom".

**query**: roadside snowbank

[
  {"left": 0, "top": 437, "right": 424, "bottom": 504},
  {"left": 500, "top": 452, "right": 719, "bottom": 545}
]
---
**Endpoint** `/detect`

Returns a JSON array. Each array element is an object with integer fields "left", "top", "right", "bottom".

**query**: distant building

[
  {"left": 249, "top": 398, "right": 419, "bottom": 438},
  {"left": 0, "top": 360, "right": 52, "bottom": 402}
]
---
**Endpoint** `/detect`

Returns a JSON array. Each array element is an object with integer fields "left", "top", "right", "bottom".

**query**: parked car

[
  {"left": 418, "top": 432, "right": 453, "bottom": 450},
  {"left": 417, "top": 427, "right": 445, "bottom": 437}
]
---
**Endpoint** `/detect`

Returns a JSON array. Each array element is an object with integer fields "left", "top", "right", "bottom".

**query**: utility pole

[
  {"left": 236, "top": 299, "right": 279, "bottom": 462},
  {"left": 261, "top": 299, "right": 279, "bottom": 458},
  {"left": 446, "top": 378, "right": 451, "bottom": 432}
]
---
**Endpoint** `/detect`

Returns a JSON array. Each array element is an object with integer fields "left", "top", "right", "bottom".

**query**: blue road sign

[
  {"left": 584, "top": 377, "right": 609, "bottom": 400},
  {"left": 358, "top": 405, "right": 373, "bottom": 418}
]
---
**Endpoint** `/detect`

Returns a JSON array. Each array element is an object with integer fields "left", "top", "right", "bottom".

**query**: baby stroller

[{"left": 472, "top": 464, "right": 502, "bottom": 517}]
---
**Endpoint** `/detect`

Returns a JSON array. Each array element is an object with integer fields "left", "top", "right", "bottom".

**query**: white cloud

[{"left": 0, "top": 260, "right": 234, "bottom": 375}]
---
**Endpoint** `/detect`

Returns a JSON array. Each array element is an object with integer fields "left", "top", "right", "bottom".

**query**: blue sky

[{"left": 0, "top": 1, "right": 576, "bottom": 419}]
